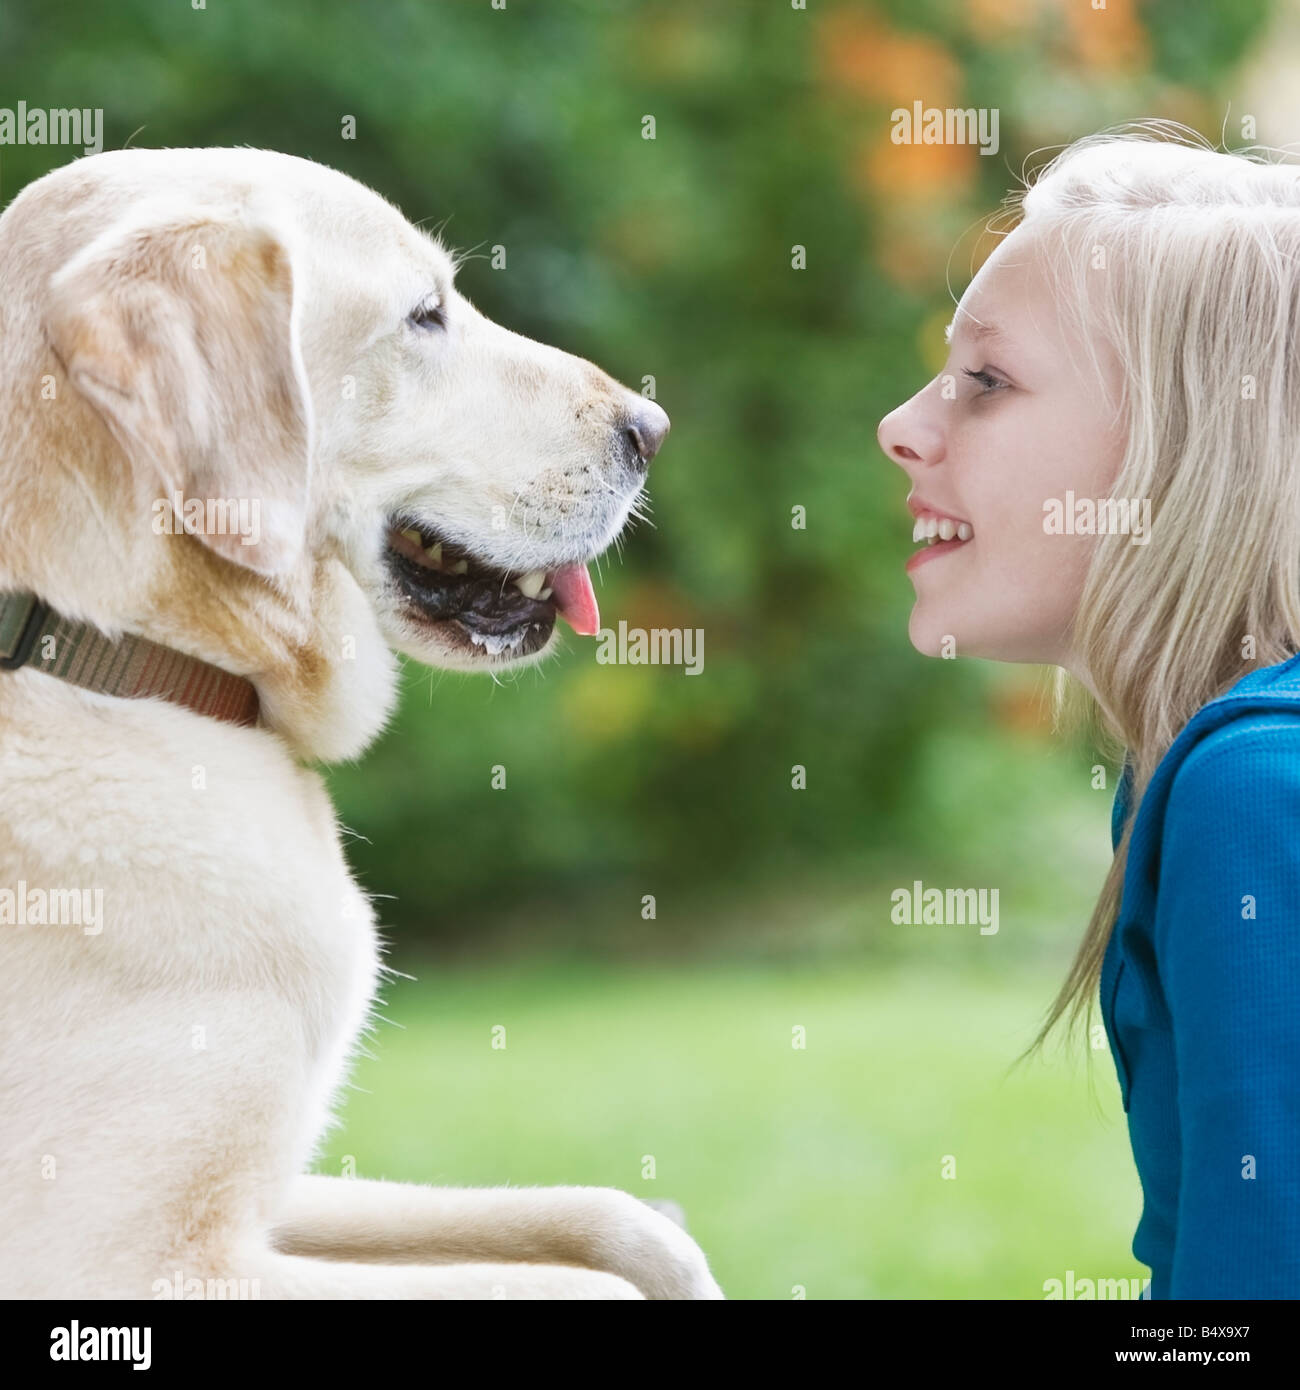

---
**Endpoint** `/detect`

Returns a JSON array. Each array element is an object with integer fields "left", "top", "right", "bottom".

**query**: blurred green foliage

[{"left": 0, "top": 0, "right": 1272, "bottom": 945}]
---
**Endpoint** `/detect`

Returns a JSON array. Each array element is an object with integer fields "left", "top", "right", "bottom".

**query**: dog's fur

[{"left": 0, "top": 148, "right": 720, "bottom": 1299}]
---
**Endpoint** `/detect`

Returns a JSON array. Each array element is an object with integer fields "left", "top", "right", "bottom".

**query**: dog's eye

[{"left": 408, "top": 301, "right": 446, "bottom": 332}]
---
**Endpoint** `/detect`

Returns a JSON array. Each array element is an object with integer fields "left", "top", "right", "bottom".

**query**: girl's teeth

[{"left": 911, "top": 513, "right": 975, "bottom": 545}]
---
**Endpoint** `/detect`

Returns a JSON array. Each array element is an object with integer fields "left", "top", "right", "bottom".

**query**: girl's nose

[{"left": 877, "top": 389, "right": 945, "bottom": 470}]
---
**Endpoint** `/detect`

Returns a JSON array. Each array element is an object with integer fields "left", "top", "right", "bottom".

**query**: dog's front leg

[{"left": 268, "top": 1174, "right": 724, "bottom": 1300}]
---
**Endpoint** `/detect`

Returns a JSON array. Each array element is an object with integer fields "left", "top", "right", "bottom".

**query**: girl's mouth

[{"left": 906, "top": 506, "right": 974, "bottom": 573}]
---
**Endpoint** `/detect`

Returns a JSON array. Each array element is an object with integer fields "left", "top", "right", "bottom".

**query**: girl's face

[{"left": 877, "top": 227, "right": 1126, "bottom": 668}]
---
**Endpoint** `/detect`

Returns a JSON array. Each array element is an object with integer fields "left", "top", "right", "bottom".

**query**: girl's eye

[
  {"left": 962, "top": 366, "right": 1007, "bottom": 395},
  {"left": 409, "top": 301, "right": 446, "bottom": 332}
]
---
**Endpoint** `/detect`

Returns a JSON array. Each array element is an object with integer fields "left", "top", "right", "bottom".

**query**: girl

[{"left": 877, "top": 127, "right": 1300, "bottom": 1300}]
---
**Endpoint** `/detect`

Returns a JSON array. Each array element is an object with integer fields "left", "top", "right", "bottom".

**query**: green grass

[{"left": 315, "top": 956, "right": 1148, "bottom": 1299}]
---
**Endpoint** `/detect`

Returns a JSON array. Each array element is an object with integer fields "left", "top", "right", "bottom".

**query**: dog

[{"left": 0, "top": 147, "right": 723, "bottom": 1299}]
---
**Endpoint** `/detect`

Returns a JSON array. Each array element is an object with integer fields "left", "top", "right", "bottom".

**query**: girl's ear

[{"left": 43, "top": 201, "right": 313, "bottom": 576}]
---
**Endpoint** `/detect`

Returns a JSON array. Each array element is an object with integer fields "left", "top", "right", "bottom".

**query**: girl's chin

[
  {"left": 908, "top": 611, "right": 962, "bottom": 659},
  {"left": 908, "top": 607, "right": 989, "bottom": 661},
  {"left": 908, "top": 607, "right": 1061, "bottom": 665}
]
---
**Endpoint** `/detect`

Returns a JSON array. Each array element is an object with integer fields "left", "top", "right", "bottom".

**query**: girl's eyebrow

[{"left": 944, "top": 315, "right": 1006, "bottom": 347}]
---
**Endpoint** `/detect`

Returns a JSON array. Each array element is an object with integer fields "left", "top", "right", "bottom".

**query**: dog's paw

[{"left": 590, "top": 1189, "right": 725, "bottom": 1300}]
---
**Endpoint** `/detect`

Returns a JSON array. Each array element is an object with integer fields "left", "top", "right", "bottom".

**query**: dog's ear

[{"left": 44, "top": 202, "right": 313, "bottom": 576}]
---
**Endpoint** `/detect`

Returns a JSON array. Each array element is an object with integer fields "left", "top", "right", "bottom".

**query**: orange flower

[
  {"left": 817, "top": 8, "right": 961, "bottom": 109},
  {"left": 1064, "top": 0, "right": 1147, "bottom": 72},
  {"left": 857, "top": 127, "right": 978, "bottom": 203},
  {"left": 963, "top": 0, "right": 1047, "bottom": 41}
]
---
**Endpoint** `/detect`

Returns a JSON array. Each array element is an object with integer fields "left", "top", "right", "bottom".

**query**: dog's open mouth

[{"left": 384, "top": 520, "right": 601, "bottom": 659}]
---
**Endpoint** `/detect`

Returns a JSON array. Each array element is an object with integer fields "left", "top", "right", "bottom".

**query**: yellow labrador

[{"left": 0, "top": 148, "right": 722, "bottom": 1299}]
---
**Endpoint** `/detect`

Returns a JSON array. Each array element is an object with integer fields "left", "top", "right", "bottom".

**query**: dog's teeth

[
  {"left": 514, "top": 569, "right": 546, "bottom": 599},
  {"left": 957, "top": 522, "right": 973, "bottom": 541},
  {"left": 538, "top": 586, "right": 553, "bottom": 601},
  {"left": 401, "top": 527, "right": 422, "bottom": 546},
  {"left": 425, "top": 541, "right": 443, "bottom": 564},
  {"left": 451, "top": 559, "right": 469, "bottom": 575}
]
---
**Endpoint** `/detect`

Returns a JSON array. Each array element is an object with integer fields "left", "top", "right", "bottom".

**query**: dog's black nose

[{"left": 622, "top": 400, "right": 670, "bottom": 470}]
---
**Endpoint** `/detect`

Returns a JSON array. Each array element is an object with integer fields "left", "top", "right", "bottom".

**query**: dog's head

[{"left": 0, "top": 148, "right": 666, "bottom": 755}]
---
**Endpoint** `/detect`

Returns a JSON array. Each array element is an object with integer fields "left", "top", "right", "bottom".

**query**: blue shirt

[{"left": 1101, "top": 653, "right": 1300, "bottom": 1298}]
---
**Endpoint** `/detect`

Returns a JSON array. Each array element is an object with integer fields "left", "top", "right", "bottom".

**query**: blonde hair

[{"left": 1011, "top": 125, "right": 1300, "bottom": 1052}]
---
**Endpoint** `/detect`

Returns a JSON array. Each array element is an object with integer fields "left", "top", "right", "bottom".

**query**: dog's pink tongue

[{"left": 550, "top": 564, "right": 600, "bottom": 636}]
